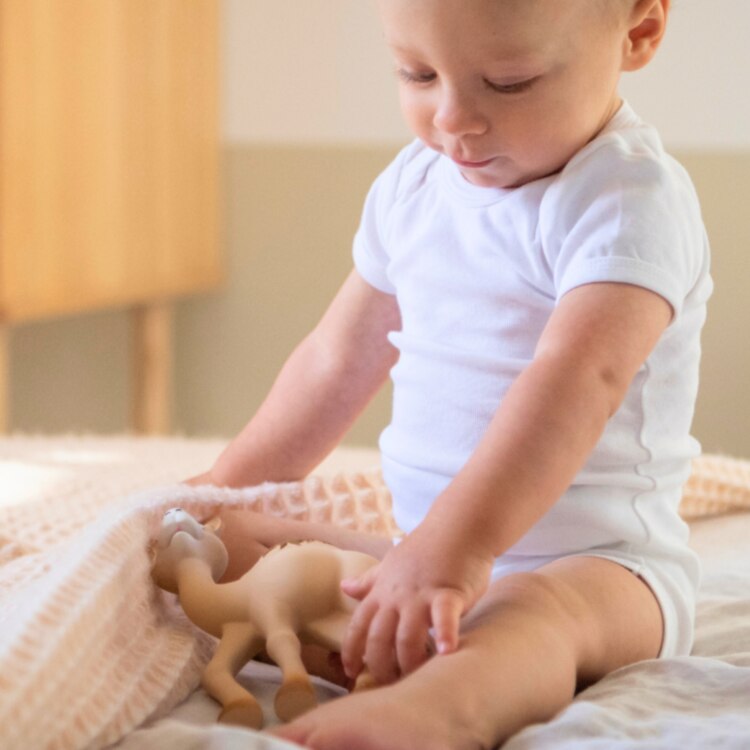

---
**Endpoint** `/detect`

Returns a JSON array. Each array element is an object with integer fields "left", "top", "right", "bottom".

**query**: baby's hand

[{"left": 340, "top": 529, "right": 493, "bottom": 685}]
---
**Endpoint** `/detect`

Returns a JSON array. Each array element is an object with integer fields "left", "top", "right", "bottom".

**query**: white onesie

[{"left": 352, "top": 102, "right": 712, "bottom": 658}]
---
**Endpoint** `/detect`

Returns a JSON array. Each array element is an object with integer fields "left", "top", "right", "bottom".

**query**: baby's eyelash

[
  {"left": 486, "top": 77, "right": 538, "bottom": 94},
  {"left": 395, "top": 68, "right": 436, "bottom": 85},
  {"left": 395, "top": 68, "right": 538, "bottom": 94}
]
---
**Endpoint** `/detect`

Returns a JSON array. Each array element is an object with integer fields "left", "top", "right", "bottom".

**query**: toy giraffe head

[{"left": 150, "top": 508, "right": 228, "bottom": 593}]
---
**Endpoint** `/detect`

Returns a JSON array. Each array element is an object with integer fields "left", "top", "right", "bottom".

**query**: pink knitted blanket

[{"left": 0, "top": 436, "right": 747, "bottom": 750}]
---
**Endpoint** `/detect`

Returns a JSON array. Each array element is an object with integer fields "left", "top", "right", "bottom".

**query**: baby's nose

[{"left": 433, "top": 91, "right": 488, "bottom": 137}]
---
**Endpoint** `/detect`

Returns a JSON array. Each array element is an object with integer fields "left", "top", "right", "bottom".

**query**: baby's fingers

[
  {"left": 341, "top": 563, "right": 380, "bottom": 601},
  {"left": 396, "top": 607, "right": 432, "bottom": 676},
  {"left": 431, "top": 589, "right": 465, "bottom": 655},
  {"left": 342, "top": 598, "right": 377, "bottom": 679},
  {"left": 364, "top": 608, "right": 400, "bottom": 685}
]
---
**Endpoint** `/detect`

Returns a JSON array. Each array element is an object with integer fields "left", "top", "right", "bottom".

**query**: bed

[{"left": 1, "top": 434, "right": 750, "bottom": 750}]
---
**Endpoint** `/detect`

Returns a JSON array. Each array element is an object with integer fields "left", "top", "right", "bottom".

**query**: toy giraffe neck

[{"left": 174, "top": 558, "right": 243, "bottom": 637}]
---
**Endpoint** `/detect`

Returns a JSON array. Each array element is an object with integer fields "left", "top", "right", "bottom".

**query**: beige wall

[
  {"left": 682, "top": 154, "right": 750, "bottom": 455},
  {"left": 9, "top": 0, "right": 750, "bottom": 460},
  {"left": 173, "top": 145, "right": 399, "bottom": 446}
]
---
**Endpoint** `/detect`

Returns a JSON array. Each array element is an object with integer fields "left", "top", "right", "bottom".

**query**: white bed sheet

[{"left": 119, "top": 512, "right": 750, "bottom": 749}]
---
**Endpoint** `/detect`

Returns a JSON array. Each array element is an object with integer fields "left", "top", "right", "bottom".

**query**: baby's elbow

[
  {"left": 594, "top": 363, "right": 632, "bottom": 418},
  {"left": 546, "top": 352, "right": 633, "bottom": 420}
]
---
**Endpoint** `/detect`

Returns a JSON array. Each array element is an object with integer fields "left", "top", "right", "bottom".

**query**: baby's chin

[
  {"left": 459, "top": 159, "right": 530, "bottom": 190},
  {"left": 463, "top": 157, "right": 569, "bottom": 190}
]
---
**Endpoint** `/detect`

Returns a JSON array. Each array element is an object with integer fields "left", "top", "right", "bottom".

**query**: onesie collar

[{"left": 436, "top": 154, "right": 514, "bottom": 208}]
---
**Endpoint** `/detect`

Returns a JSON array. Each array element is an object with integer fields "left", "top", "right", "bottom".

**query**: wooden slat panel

[
  {"left": 131, "top": 302, "right": 173, "bottom": 435},
  {"left": 0, "top": 0, "right": 222, "bottom": 323},
  {"left": 0, "top": 325, "right": 8, "bottom": 431}
]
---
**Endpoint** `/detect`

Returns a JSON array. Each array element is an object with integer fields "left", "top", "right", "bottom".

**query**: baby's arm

[
  {"left": 342, "top": 281, "right": 672, "bottom": 684},
  {"left": 186, "top": 269, "right": 400, "bottom": 573},
  {"left": 191, "top": 269, "right": 400, "bottom": 487},
  {"left": 216, "top": 510, "right": 394, "bottom": 581}
]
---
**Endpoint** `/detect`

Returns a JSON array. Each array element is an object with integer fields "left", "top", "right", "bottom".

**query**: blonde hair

[{"left": 599, "top": 0, "right": 636, "bottom": 24}]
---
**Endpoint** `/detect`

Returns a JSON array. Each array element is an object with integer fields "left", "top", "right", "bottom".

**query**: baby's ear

[
  {"left": 148, "top": 541, "right": 159, "bottom": 568},
  {"left": 204, "top": 515, "right": 223, "bottom": 537}
]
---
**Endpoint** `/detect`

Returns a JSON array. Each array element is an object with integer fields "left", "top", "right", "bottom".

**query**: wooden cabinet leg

[
  {"left": 131, "top": 302, "right": 173, "bottom": 435},
  {"left": 0, "top": 325, "right": 8, "bottom": 433}
]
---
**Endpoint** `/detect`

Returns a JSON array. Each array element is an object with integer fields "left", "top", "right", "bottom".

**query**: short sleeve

[
  {"left": 352, "top": 142, "right": 427, "bottom": 295},
  {"left": 352, "top": 166, "right": 397, "bottom": 294},
  {"left": 540, "top": 137, "right": 707, "bottom": 319}
]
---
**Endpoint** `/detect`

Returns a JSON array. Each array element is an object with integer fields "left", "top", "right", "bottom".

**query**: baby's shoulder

[
  {"left": 552, "top": 111, "right": 694, "bottom": 206},
  {"left": 542, "top": 113, "right": 700, "bottom": 233}
]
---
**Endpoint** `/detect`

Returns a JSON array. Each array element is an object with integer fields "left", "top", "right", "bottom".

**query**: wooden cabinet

[{"left": 0, "top": 0, "right": 222, "bottom": 431}]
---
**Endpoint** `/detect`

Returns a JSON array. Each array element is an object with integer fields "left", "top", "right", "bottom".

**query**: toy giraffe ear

[{"left": 204, "top": 515, "right": 223, "bottom": 536}]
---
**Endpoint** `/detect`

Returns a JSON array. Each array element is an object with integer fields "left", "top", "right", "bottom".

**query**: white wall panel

[
  {"left": 222, "top": 0, "right": 408, "bottom": 143},
  {"left": 222, "top": 0, "right": 750, "bottom": 149},
  {"left": 620, "top": 0, "right": 750, "bottom": 150}
]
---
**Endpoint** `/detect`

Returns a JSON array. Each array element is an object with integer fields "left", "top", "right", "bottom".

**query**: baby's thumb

[
  {"left": 341, "top": 563, "right": 380, "bottom": 600},
  {"left": 431, "top": 589, "right": 466, "bottom": 655}
]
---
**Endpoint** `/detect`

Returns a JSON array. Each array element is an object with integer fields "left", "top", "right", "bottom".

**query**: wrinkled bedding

[
  {"left": 1, "top": 435, "right": 749, "bottom": 750},
  {"left": 118, "top": 514, "right": 750, "bottom": 750}
]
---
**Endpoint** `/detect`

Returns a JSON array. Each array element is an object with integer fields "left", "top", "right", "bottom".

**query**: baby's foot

[{"left": 268, "top": 678, "right": 490, "bottom": 750}]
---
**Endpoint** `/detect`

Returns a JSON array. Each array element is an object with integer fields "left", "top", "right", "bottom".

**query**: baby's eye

[
  {"left": 395, "top": 68, "right": 436, "bottom": 85},
  {"left": 486, "top": 77, "right": 539, "bottom": 95}
]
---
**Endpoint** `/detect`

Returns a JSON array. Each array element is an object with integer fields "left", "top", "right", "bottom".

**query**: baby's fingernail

[{"left": 437, "top": 641, "right": 452, "bottom": 654}]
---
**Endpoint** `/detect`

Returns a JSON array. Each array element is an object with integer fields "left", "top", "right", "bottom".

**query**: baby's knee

[
  {"left": 457, "top": 572, "right": 584, "bottom": 700},
  {"left": 468, "top": 571, "right": 593, "bottom": 654}
]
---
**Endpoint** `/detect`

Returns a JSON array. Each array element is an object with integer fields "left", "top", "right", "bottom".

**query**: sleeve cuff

[
  {"left": 556, "top": 255, "right": 684, "bottom": 318},
  {"left": 352, "top": 235, "right": 396, "bottom": 295}
]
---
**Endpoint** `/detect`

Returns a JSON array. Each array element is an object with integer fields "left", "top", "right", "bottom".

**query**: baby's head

[{"left": 377, "top": 0, "right": 669, "bottom": 188}]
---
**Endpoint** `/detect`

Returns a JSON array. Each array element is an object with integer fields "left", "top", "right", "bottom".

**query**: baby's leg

[{"left": 270, "top": 555, "right": 662, "bottom": 750}]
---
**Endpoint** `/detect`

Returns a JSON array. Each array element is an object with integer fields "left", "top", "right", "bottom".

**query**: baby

[{"left": 188, "top": 0, "right": 711, "bottom": 747}]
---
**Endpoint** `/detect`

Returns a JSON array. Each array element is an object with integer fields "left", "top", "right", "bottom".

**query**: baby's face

[{"left": 378, "top": 0, "right": 633, "bottom": 189}]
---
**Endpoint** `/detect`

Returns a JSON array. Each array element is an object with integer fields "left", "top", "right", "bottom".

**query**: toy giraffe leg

[
  {"left": 265, "top": 627, "right": 319, "bottom": 722},
  {"left": 203, "top": 622, "right": 265, "bottom": 729}
]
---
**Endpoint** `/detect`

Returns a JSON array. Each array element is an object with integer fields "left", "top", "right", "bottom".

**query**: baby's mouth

[{"left": 452, "top": 156, "right": 496, "bottom": 169}]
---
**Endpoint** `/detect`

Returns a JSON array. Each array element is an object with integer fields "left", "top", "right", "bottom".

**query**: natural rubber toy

[{"left": 150, "top": 508, "right": 379, "bottom": 729}]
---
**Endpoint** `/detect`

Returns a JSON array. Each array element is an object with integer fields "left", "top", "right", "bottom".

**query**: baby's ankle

[{"left": 396, "top": 654, "right": 501, "bottom": 750}]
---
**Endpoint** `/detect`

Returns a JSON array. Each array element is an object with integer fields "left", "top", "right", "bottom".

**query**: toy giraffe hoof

[
  {"left": 275, "top": 677, "right": 317, "bottom": 722},
  {"left": 219, "top": 699, "right": 264, "bottom": 729}
]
